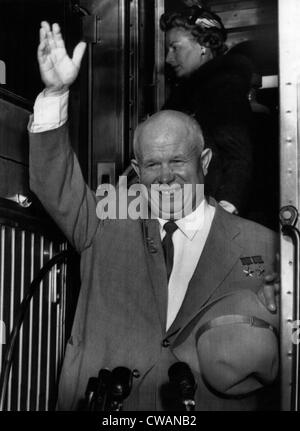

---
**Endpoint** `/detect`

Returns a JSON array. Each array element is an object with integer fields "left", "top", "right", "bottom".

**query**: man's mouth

[{"left": 152, "top": 184, "right": 182, "bottom": 195}]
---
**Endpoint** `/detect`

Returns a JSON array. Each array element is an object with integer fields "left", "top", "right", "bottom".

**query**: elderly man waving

[{"left": 29, "top": 22, "right": 279, "bottom": 411}]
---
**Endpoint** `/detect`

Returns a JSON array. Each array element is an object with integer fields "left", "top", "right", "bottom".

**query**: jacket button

[{"left": 162, "top": 338, "right": 170, "bottom": 348}]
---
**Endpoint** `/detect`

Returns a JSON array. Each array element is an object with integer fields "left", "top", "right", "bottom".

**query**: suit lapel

[
  {"left": 167, "top": 205, "right": 243, "bottom": 335},
  {"left": 142, "top": 219, "right": 168, "bottom": 332}
]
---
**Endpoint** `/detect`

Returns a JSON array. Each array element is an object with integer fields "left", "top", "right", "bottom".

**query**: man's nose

[{"left": 158, "top": 164, "right": 175, "bottom": 184}]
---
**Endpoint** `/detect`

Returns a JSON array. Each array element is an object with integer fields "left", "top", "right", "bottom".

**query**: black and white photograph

[{"left": 0, "top": 0, "right": 296, "bottom": 418}]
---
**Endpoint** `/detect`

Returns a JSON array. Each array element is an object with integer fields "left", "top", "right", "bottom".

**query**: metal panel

[
  {"left": 279, "top": 0, "right": 300, "bottom": 411},
  {"left": 81, "top": 0, "right": 127, "bottom": 188},
  {"left": 154, "top": 0, "right": 165, "bottom": 111},
  {"left": 80, "top": 0, "right": 162, "bottom": 184},
  {"left": 0, "top": 98, "right": 30, "bottom": 164},
  {"left": 216, "top": 6, "right": 277, "bottom": 30}
]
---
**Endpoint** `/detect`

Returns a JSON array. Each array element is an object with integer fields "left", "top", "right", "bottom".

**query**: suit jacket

[{"left": 29, "top": 123, "right": 278, "bottom": 411}]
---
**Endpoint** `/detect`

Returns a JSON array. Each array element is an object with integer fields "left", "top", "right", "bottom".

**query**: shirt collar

[{"left": 158, "top": 199, "right": 207, "bottom": 241}]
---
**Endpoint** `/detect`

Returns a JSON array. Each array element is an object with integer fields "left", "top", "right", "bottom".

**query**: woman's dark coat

[{"left": 163, "top": 52, "right": 253, "bottom": 213}]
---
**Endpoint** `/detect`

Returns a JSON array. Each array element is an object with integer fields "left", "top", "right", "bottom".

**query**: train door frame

[{"left": 279, "top": 0, "right": 300, "bottom": 412}]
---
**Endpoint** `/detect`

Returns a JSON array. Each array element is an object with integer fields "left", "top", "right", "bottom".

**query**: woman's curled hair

[{"left": 160, "top": 5, "right": 227, "bottom": 56}]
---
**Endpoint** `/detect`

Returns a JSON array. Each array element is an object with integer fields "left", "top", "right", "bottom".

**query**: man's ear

[
  {"left": 200, "top": 148, "right": 212, "bottom": 176},
  {"left": 131, "top": 159, "right": 140, "bottom": 179}
]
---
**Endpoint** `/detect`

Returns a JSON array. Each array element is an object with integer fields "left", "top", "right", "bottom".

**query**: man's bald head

[{"left": 133, "top": 110, "right": 205, "bottom": 163}]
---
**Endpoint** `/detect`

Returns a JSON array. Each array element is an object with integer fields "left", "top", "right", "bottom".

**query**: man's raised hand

[{"left": 37, "top": 21, "right": 86, "bottom": 95}]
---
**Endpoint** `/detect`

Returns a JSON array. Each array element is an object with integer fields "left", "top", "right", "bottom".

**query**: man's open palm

[{"left": 38, "top": 21, "right": 86, "bottom": 92}]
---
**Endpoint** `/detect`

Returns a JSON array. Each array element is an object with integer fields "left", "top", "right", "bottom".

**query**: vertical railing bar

[
  {"left": 26, "top": 233, "right": 35, "bottom": 411},
  {"left": 62, "top": 246, "right": 67, "bottom": 361},
  {"left": 0, "top": 226, "right": 5, "bottom": 375},
  {"left": 59, "top": 243, "right": 67, "bottom": 367},
  {"left": 54, "top": 260, "right": 59, "bottom": 382},
  {"left": 35, "top": 236, "right": 44, "bottom": 411},
  {"left": 57, "top": 265, "right": 62, "bottom": 369},
  {"left": 7, "top": 228, "right": 16, "bottom": 411},
  {"left": 17, "top": 231, "right": 25, "bottom": 411},
  {"left": 45, "top": 242, "right": 53, "bottom": 411}
]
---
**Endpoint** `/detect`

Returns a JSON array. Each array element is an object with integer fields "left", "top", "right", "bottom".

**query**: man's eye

[
  {"left": 172, "top": 160, "right": 184, "bottom": 165},
  {"left": 146, "top": 163, "right": 159, "bottom": 168}
]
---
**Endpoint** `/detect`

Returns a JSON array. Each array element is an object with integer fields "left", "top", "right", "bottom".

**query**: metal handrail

[
  {"left": 280, "top": 205, "right": 300, "bottom": 411},
  {"left": 0, "top": 250, "right": 71, "bottom": 411},
  {"left": 281, "top": 224, "right": 300, "bottom": 411}
]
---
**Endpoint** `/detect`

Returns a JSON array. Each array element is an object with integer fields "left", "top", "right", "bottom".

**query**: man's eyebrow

[{"left": 171, "top": 153, "right": 187, "bottom": 159}]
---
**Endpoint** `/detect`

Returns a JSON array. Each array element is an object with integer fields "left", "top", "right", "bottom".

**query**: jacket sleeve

[
  {"left": 29, "top": 122, "right": 99, "bottom": 253},
  {"left": 203, "top": 72, "right": 253, "bottom": 212}
]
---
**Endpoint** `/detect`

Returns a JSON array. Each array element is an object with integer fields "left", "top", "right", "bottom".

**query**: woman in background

[{"left": 160, "top": 2, "right": 253, "bottom": 215}]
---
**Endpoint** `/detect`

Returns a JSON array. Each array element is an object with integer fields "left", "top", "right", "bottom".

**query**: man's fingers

[
  {"left": 274, "top": 282, "right": 280, "bottom": 293},
  {"left": 52, "top": 23, "right": 65, "bottom": 49},
  {"left": 52, "top": 22, "right": 61, "bottom": 34},
  {"left": 41, "top": 21, "right": 51, "bottom": 33},
  {"left": 37, "top": 39, "right": 50, "bottom": 65},
  {"left": 72, "top": 42, "right": 87, "bottom": 69},
  {"left": 46, "top": 29, "right": 57, "bottom": 51},
  {"left": 37, "top": 39, "right": 46, "bottom": 56},
  {"left": 39, "top": 27, "right": 47, "bottom": 44},
  {"left": 260, "top": 283, "right": 277, "bottom": 312},
  {"left": 264, "top": 272, "right": 278, "bottom": 282}
]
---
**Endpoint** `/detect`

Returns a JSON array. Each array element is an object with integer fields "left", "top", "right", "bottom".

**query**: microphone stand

[
  {"left": 84, "top": 377, "right": 99, "bottom": 411},
  {"left": 82, "top": 369, "right": 112, "bottom": 411},
  {"left": 94, "top": 369, "right": 112, "bottom": 411}
]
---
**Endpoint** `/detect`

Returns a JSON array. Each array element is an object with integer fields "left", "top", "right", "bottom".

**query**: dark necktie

[{"left": 162, "top": 221, "right": 179, "bottom": 281}]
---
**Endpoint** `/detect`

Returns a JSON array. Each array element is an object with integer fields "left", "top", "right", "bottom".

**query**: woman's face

[{"left": 166, "top": 27, "right": 209, "bottom": 78}]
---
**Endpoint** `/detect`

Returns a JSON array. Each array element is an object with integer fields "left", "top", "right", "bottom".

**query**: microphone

[
  {"left": 168, "top": 362, "right": 197, "bottom": 411},
  {"left": 94, "top": 368, "right": 112, "bottom": 411},
  {"left": 105, "top": 367, "right": 133, "bottom": 411},
  {"left": 84, "top": 377, "right": 99, "bottom": 411}
]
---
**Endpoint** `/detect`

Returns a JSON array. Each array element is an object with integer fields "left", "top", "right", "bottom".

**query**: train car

[{"left": 0, "top": 0, "right": 298, "bottom": 411}]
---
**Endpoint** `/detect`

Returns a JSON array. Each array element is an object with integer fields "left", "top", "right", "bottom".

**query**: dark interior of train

[{"left": 0, "top": 0, "right": 284, "bottom": 412}]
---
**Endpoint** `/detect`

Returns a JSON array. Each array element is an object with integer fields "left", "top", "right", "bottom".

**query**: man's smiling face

[{"left": 131, "top": 111, "right": 211, "bottom": 219}]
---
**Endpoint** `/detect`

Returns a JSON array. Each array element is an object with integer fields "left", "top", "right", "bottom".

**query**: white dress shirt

[
  {"left": 30, "top": 90, "right": 69, "bottom": 133},
  {"left": 158, "top": 200, "right": 215, "bottom": 330}
]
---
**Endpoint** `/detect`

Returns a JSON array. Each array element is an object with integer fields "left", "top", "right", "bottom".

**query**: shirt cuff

[
  {"left": 219, "top": 200, "right": 238, "bottom": 214},
  {"left": 30, "top": 89, "right": 69, "bottom": 133}
]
